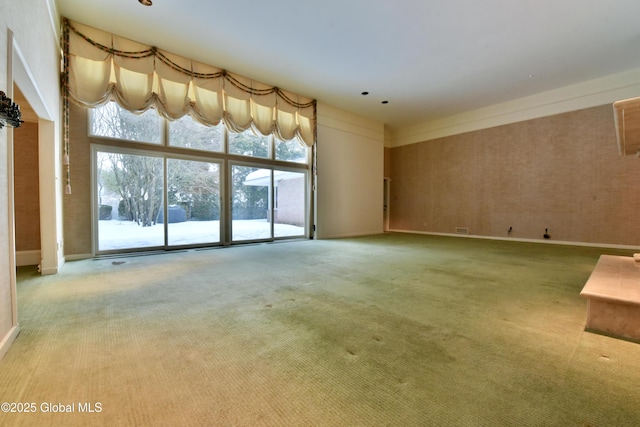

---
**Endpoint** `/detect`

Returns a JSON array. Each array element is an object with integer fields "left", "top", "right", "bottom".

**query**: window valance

[{"left": 61, "top": 18, "right": 316, "bottom": 147}]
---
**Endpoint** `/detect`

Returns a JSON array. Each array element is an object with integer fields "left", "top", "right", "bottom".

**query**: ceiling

[{"left": 55, "top": 0, "right": 640, "bottom": 131}]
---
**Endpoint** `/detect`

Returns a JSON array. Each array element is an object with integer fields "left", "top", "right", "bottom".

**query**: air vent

[{"left": 455, "top": 227, "right": 469, "bottom": 234}]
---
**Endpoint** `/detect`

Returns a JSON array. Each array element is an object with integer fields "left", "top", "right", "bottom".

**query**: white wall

[
  {"left": 0, "top": 0, "right": 61, "bottom": 359},
  {"left": 315, "top": 103, "right": 385, "bottom": 238}
]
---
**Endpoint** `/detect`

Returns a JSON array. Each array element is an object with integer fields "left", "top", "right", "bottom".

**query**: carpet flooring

[{"left": 1, "top": 233, "right": 640, "bottom": 426}]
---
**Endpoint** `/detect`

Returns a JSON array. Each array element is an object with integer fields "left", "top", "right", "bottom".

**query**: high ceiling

[{"left": 55, "top": 0, "right": 640, "bottom": 130}]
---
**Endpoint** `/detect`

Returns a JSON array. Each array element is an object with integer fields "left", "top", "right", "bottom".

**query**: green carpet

[{"left": 1, "top": 233, "right": 640, "bottom": 426}]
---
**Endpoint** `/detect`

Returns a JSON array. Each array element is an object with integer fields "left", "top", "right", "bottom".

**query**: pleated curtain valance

[{"left": 61, "top": 18, "right": 316, "bottom": 147}]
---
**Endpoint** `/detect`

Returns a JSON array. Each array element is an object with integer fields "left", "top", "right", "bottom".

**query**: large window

[{"left": 90, "top": 102, "right": 309, "bottom": 254}]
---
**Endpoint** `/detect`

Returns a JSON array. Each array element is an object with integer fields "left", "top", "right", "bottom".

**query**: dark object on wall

[
  {"left": 544, "top": 228, "right": 550, "bottom": 239},
  {"left": 0, "top": 91, "right": 23, "bottom": 129}
]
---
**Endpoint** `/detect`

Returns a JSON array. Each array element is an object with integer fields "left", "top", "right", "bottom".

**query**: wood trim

[{"left": 613, "top": 96, "right": 640, "bottom": 156}]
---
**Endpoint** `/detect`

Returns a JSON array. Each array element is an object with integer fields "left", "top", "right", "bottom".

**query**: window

[
  {"left": 276, "top": 137, "right": 309, "bottom": 163},
  {"left": 168, "top": 115, "right": 224, "bottom": 152},
  {"left": 228, "top": 129, "right": 270, "bottom": 158},
  {"left": 90, "top": 103, "right": 162, "bottom": 144},
  {"left": 90, "top": 102, "right": 310, "bottom": 254}
]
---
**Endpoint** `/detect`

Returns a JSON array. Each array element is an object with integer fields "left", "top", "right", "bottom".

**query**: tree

[
  {"left": 275, "top": 137, "right": 308, "bottom": 162},
  {"left": 103, "top": 152, "right": 163, "bottom": 227},
  {"left": 168, "top": 115, "right": 223, "bottom": 152},
  {"left": 91, "top": 102, "right": 161, "bottom": 143},
  {"left": 94, "top": 103, "right": 163, "bottom": 227},
  {"left": 167, "top": 159, "right": 220, "bottom": 221},
  {"left": 232, "top": 165, "right": 268, "bottom": 220}
]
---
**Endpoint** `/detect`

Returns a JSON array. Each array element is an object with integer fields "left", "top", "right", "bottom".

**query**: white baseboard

[
  {"left": 388, "top": 229, "right": 640, "bottom": 251},
  {"left": 16, "top": 250, "right": 40, "bottom": 267},
  {"left": 0, "top": 325, "right": 19, "bottom": 361}
]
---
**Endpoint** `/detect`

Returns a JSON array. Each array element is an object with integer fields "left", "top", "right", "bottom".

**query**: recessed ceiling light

[{"left": 139, "top": 0, "right": 152, "bottom": 5}]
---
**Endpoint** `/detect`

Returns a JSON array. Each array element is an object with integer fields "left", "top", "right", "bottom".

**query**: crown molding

[{"left": 386, "top": 68, "right": 640, "bottom": 148}]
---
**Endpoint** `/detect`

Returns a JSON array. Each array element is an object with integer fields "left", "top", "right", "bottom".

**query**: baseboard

[
  {"left": 388, "top": 229, "right": 640, "bottom": 250},
  {"left": 0, "top": 325, "right": 20, "bottom": 361},
  {"left": 16, "top": 250, "right": 40, "bottom": 267},
  {"left": 317, "top": 231, "right": 385, "bottom": 239},
  {"left": 40, "top": 266, "right": 58, "bottom": 276},
  {"left": 65, "top": 253, "right": 93, "bottom": 261}
]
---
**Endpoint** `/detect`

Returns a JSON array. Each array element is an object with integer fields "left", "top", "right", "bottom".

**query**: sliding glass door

[
  {"left": 94, "top": 149, "right": 307, "bottom": 254},
  {"left": 166, "top": 159, "right": 221, "bottom": 246},
  {"left": 273, "top": 169, "right": 306, "bottom": 238},
  {"left": 231, "top": 165, "right": 271, "bottom": 241},
  {"left": 231, "top": 164, "right": 306, "bottom": 242},
  {"left": 96, "top": 151, "right": 165, "bottom": 251},
  {"left": 95, "top": 148, "right": 222, "bottom": 253}
]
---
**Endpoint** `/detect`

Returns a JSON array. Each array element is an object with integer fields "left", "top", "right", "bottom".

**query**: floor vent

[{"left": 455, "top": 227, "right": 469, "bottom": 234}]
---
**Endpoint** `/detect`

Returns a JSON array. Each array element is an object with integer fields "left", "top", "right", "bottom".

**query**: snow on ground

[{"left": 98, "top": 219, "right": 305, "bottom": 251}]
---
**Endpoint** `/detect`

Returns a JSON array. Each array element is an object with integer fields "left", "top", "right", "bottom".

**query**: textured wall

[
  {"left": 389, "top": 105, "right": 640, "bottom": 247},
  {"left": 384, "top": 147, "right": 391, "bottom": 178},
  {"left": 63, "top": 103, "right": 93, "bottom": 256},
  {"left": 14, "top": 122, "right": 40, "bottom": 251}
]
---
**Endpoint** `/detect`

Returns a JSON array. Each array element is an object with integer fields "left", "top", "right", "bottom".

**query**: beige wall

[
  {"left": 315, "top": 103, "right": 385, "bottom": 238},
  {"left": 384, "top": 147, "right": 391, "bottom": 178},
  {"left": 14, "top": 121, "right": 40, "bottom": 252},
  {"left": 388, "top": 104, "right": 640, "bottom": 247},
  {"left": 63, "top": 103, "right": 93, "bottom": 257}
]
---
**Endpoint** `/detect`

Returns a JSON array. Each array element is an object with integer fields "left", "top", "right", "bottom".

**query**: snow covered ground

[{"left": 98, "top": 219, "right": 305, "bottom": 251}]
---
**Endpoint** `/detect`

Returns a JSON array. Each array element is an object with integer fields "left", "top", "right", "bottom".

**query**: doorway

[
  {"left": 12, "top": 85, "right": 41, "bottom": 267},
  {"left": 383, "top": 177, "right": 391, "bottom": 231}
]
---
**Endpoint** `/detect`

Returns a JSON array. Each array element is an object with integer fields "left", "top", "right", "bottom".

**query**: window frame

[
  {"left": 88, "top": 103, "right": 165, "bottom": 146},
  {"left": 87, "top": 102, "right": 312, "bottom": 254}
]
